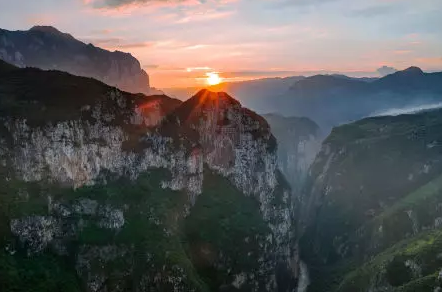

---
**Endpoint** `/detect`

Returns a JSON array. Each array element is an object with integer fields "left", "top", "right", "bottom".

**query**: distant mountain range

[
  {"left": 163, "top": 74, "right": 380, "bottom": 102},
  {"left": 0, "top": 26, "right": 160, "bottom": 95},
  {"left": 3, "top": 25, "right": 440, "bottom": 135},
  {"left": 166, "top": 67, "right": 442, "bottom": 132},
  {"left": 163, "top": 76, "right": 306, "bottom": 102},
  {"left": 275, "top": 66, "right": 442, "bottom": 130}
]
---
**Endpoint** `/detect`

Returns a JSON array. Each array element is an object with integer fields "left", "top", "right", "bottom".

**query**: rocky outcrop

[
  {"left": 299, "top": 108, "right": 442, "bottom": 292},
  {"left": 0, "top": 26, "right": 160, "bottom": 95},
  {"left": 161, "top": 91, "right": 297, "bottom": 275},
  {"left": 263, "top": 114, "right": 322, "bottom": 191},
  {"left": 0, "top": 62, "right": 297, "bottom": 291}
]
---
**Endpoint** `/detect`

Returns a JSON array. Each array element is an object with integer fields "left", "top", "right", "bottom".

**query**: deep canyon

[{"left": 2, "top": 26, "right": 442, "bottom": 292}]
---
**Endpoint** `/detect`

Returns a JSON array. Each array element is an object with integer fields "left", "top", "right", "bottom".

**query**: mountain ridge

[
  {"left": 299, "top": 107, "right": 442, "bottom": 291},
  {"left": 29, "top": 25, "right": 76, "bottom": 40},
  {"left": 0, "top": 26, "right": 159, "bottom": 95},
  {"left": 270, "top": 66, "right": 442, "bottom": 130}
]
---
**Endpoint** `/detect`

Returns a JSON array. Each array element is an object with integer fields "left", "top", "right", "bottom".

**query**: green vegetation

[
  {"left": 0, "top": 167, "right": 277, "bottom": 291},
  {"left": 337, "top": 229, "right": 442, "bottom": 292},
  {"left": 304, "top": 171, "right": 442, "bottom": 292},
  {"left": 395, "top": 274, "right": 438, "bottom": 292},
  {"left": 0, "top": 169, "right": 205, "bottom": 291},
  {"left": 301, "top": 109, "right": 442, "bottom": 292},
  {"left": 386, "top": 256, "right": 413, "bottom": 286},
  {"left": 377, "top": 173, "right": 442, "bottom": 221},
  {"left": 0, "top": 251, "right": 80, "bottom": 292},
  {"left": 184, "top": 170, "right": 273, "bottom": 290},
  {"left": 360, "top": 173, "right": 442, "bottom": 255}
]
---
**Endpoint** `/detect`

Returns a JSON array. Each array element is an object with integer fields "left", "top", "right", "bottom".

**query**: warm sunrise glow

[{"left": 206, "top": 72, "right": 222, "bottom": 85}]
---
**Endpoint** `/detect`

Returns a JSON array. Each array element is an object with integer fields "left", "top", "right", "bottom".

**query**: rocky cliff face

[
  {"left": 0, "top": 61, "right": 297, "bottom": 291},
  {"left": 299, "top": 108, "right": 442, "bottom": 292},
  {"left": 161, "top": 91, "right": 298, "bottom": 280},
  {"left": 0, "top": 26, "right": 159, "bottom": 95},
  {"left": 263, "top": 114, "right": 322, "bottom": 191}
]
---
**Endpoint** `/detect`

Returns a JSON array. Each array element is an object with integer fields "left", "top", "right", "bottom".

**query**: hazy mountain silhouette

[
  {"left": 163, "top": 76, "right": 306, "bottom": 103},
  {"left": 265, "top": 67, "right": 442, "bottom": 131},
  {"left": 0, "top": 26, "right": 160, "bottom": 95}
]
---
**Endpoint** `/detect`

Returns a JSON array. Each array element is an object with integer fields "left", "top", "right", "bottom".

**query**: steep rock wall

[
  {"left": 263, "top": 114, "right": 322, "bottom": 191},
  {"left": 0, "top": 64, "right": 297, "bottom": 291},
  {"left": 299, "top": 110, "right": 442, "bottom": 292}
]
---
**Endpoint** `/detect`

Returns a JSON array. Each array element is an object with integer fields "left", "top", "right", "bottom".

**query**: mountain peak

[
  {"left": 379, "top": 66, "right": 425, "bottom": 82},
  {"left": 29, "top": 25, "right": 62, "bottom": 34},
  {"left": 168, "top": 89, "right": 241, "bottom": 125},
  {"left": 191, "top": 89, "right": 241, "bottom": 107},
  {"left": 162, "top": 89, "right": 274, "bottom": 137},
  {"left": 402, "top": 66, "right": 424, "bottom": 75},
  {"left": 29, "top": 26, "right": 75, "bottom": 40},
  {"left": 30, "top": 25, "right": 60, "bottom": 33}
]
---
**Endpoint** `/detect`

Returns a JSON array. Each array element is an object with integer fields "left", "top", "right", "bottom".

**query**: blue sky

[{"left": 1, "top": 0, "right": 442, "bottom": 87}]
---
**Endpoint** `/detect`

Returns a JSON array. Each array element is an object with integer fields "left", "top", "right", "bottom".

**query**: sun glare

[{"left": 206, "top": 72, "right": 222, "bottom": 85}]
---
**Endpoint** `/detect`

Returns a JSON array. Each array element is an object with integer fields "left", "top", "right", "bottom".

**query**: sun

[{"left": 206, "top": 72, "right": 222, "bottom": 86}]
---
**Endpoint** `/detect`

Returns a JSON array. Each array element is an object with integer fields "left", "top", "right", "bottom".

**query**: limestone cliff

[
  {"left": 161, "top": 91, "right": 298, "bottom": 284},
  {"left": 0, "top": 61, "right": 297, "bottom": 291},
  {"left": 263, "top": 114, "right": 322, "bottom": 191},
  {"left": 0, "top": 26, "right": 159, "bottom": 95}
]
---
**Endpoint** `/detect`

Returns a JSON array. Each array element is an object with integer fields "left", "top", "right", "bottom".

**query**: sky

[{"left": 0, "top": 0, "right": 442, "bottom": 88}]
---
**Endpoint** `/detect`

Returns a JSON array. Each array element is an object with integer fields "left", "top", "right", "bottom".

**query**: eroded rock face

[
  {"left": 161, "top": 91, "right": 296, "bottom": 262},
  {"left": 0, "top": 26, "right": 160, "bottom": 95},
  {"left": 1, "top": 90, "right": 182, "bottom": 188},
  {"left": 263, "top": 114, "right": 322, "bottom": 191},
  {"left": 10, "top": 216, "right": 60, "bottom": 253},
  {"left": 0, "top": 63, "right": 297, "bottom": 291}
]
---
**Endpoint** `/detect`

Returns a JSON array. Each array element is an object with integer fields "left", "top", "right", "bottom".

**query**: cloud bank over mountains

[{"left": 372, "top": 102, "right": 442, "bottom": 117}]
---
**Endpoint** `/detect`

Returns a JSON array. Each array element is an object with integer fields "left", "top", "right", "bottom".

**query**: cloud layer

[{"left": 372, "top": 102, "right": 442, "bottom": 117}]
